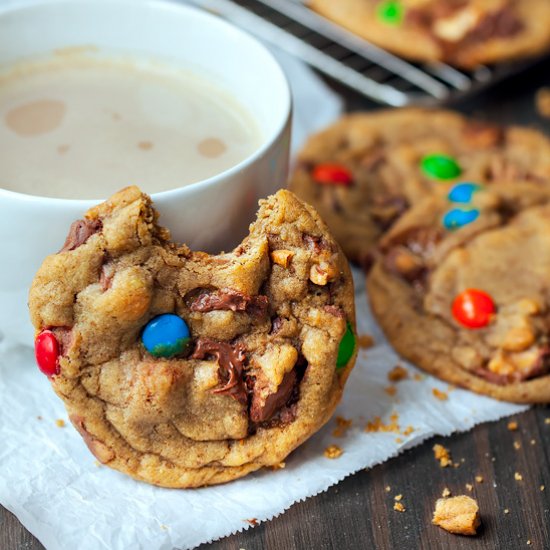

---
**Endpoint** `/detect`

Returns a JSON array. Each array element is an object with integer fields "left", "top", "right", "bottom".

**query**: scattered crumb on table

[
  {"left": 270, "top": 462, "right": 286, "bottom": 471},
  {"left": 432, "top": 388, "right": 449, "bottom": 401},
  {"left": 432, "top": 495, "right": 480, "bottom": 536},
  {"left": 504, "top": 508, "right": 510, "bottom": 515},
  {"left": 244, "top": 519, "right": 258, "bottom": 526},
  {"left": 393, "top": 502, "right": 406, "bottom": 513},
  {"left": 475, "top": 475, "right": 484, "bottom": 484},
  {"left": 413, "top": 373, "right": 424, "bottom": 381},
  {"left": 332, "top": 416, "right": 353, "bottom": 438},
  {"left": 541, "top": 485, "right": 545, "bottom": 492},
  {"left": 55, "top": 419, "right": 66, "bottom": 428},
  {"left": 465, "top": 483, "right": 473, "bottom": 492},
  {"left": 357, "top": 334, "right": 375, "bottom": 349},
  {"left": 384, "top": 386, "right": 397, "bottom": 397},
  {"left": 545, "top": 418, "right": 550, "bottom": 425},
  {"left": 388, "top": 365, "right": 408, "bottom": 382},
  {"left": 530, "top": 439, "right": 536, "bottom": 446},
  {"left": 514, "top": 472, "right": 523, "bottom": 481},
  {"left": 433, "top": 444, "right": 452, "bottom": 468},
  {"left": 36, "top": 416, "right": 43, "bottom": 421},
  {"left": 385, "top": 486, "right": 391, "bottom": 492},
  {"left": 507, "top": 421, "right": 518, "bottom": 431},
  {"left": 324, "top": 445, "right": 343, "bottom": 459},
  {"left": 514, "top": 441, "right": 521, "bottom": 450},
  {"left": 442, "top": 488, "right": 451, "bottom": 498}
]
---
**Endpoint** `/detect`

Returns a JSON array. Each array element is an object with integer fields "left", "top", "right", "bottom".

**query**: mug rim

[{"left": 0, "top": 0, "right": 293, "bottom": 205}]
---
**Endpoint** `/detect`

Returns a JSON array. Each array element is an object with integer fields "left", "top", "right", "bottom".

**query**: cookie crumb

[
  {"left": 160, "top": 524, "right": 168, "bottom": 531},
  {"left": 475, "top": 476, "right": 484, "bottom": 484},
  {"left": 514, "top": 472, "right": 523, "bottom": 481},
  {"left": 388, "top": 365, "right": 408, "bottom": 382},
  {"left": 514, "top": 441, "right": 521, "bottom": 450},
  {"left": 393, "top": 502, "right": 406, "bottom": 513},
  {"left": 507, "top": 421, "right": 518, "bottom": 431},
  {"left": 527, "top": 540, "right": 532, "bottom": 546},
  {"left": 530, "top": 439, "right": 536, "bottom": 446},
  {"left": 365, "top": 413, "right": 400, "bottom": 434},
  {"left": 394, "top": 494, "right": 403, "bottom": 502},
  {"left": 545, "top": 418, "right": 550, "bottom": 425},
  {"left": 442, "top": 488, "right": 452, "bottom": 498},
  {"left": 55, "top": 419, "right": 66, "bottom": 428},
  {"left": 36, "top": 416, "right": 43, "bottom": 421},
  {"left": 324, "top": 444, "right": 343, "bottom": 459},
  {"left": 385, "top": 485, "right": 391, "bottom": 492},
  {"left": 384, "top": 385, "right": 397, "bottom": 397},
  {"left": 244, "top": 518, "right": 258, "bottom": 526},
  {"left": 432, "top": 388, "right": 448, "bottom": 401},
  {"left": 540, "top": 485, "right": 545, "bottom": 491},
  {"left": 332, "top": 416, "right": 353, "bottom": 437},
  {"left": 504, "top": 508, "right": 510, "bottom": 515},
  {"left": 413, "top": 373, "right": 424, "bottom": 381},
  {"left": 536, "top": 88, "right": 550, "bottom": 118},
  {"left": 402, "top": 425, "right": 414, "bottom": 437},
  {"left": 270, "top": 462, "right": 286, "bottom": 471},
  {"left": 432, "top": 495, "right": 480, "bottom": 536},
  {"left": 94, "top": 460, "right": 101, "bottom": 468},
  {"left": 395, "top": 437, "right": 403, "bottom": 443},
  {"left": 357, "top": 334, "right": 375, "bottom": 349},
  {"left": 433, "top": 444, "right": 452, "bottom": 467},
  {"left": 465, "top": 483, "right": 473, "bottom": 492}
]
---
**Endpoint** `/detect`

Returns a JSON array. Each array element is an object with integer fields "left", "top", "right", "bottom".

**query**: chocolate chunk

[
  {"left": 465, "top": 8, "right": 523, "bottom": 45},
  {"left": 187, "top": 288, "right": 269, "bottom": 319},
  {"left": 463, "top": 122, "right": 505, "bottom": 149},
  {"left": 270, "top": 316, "right": 284, "bottom": 335},
  {"left": 371, "top": 195, "right": 409, "bottom": 231},
  {"left": 191, "top": 338, "right": 248, "bottom": 405},
  {"left": 303, "top": 234, "right": 326, "bottom": 254},
  {"left": 60, "top": 219, "right": 102, "bottom": 253},
  {"left": 383, "top": 226, "right": 443, "bottom": 258},
  {"left": 249, "top": 369, "right": 297, "bottom": 423}
]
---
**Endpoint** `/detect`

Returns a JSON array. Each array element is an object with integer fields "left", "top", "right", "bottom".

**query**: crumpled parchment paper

[{"left": 0, "top": 44, "right": 526, "bottom": 550}]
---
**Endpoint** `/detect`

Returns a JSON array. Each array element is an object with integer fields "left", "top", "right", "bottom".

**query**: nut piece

[
  {"left": 270, "top": 249, "right": 294, "bottom": 268},
  {"left": 432, "top": 495, "right": 481, "bottom": 536},
  {"left": 309, "top": 261, "right": 337, "bottom": 286}
]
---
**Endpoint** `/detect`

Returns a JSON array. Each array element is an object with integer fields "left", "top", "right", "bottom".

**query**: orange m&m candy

[{"left": 452, "top": 289, "right": 496, "bottom": 329}]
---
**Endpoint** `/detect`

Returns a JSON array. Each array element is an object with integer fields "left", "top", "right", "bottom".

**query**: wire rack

[{"left": 186, "top": 0, "right": 541, "bottom": 106}]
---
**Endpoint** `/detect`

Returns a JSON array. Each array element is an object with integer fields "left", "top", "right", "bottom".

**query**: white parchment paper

[{"left": 0, "top": 49, "right": 526, "bottom": 550}]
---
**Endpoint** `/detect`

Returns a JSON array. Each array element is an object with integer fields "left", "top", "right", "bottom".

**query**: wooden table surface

[{"left": 3, "top": 56, "right": 550, "bottom": 550}]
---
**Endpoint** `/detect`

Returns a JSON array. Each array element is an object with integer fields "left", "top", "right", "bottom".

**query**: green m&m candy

[
  {"left": 337, "top": 322, "right": 356, "bottom": 370},
  {"left": 421, "top": 154, "right": 462, "bottom": 181},
  {"left": 376, "top": 0, "right": 404, "bottom": 25}
]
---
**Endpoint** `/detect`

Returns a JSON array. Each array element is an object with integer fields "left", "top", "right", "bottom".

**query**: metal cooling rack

[{"left": 186, "top": 0, "right": 540, "bottom": 106}]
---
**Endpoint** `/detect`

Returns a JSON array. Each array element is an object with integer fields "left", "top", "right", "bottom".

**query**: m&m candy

[
  {"left": 443, "top": 208, "right": 480, "bottom": 230},
  {"left": 448, "top": 182, "right": 482, "bottom": 203},
  {"left": 452, "top": 289, "right": 496, "bottom": 329},
  {"left": 142, "top": 314, "right": 191, "bottom": 358},
  {"left": 35, "top": 330, "right": 60, "bottom": 376},
  {"left": 337, "top": 322, "right": 356, "bottom": 369},
  {"left": 312, "top": 164, "right": 353, "bottom": 186},
  {"left": 376, "top": 0, "right": 404, "bottom": 25},
  {"left": 421, "top": 154, "right": 462, "bottom": 181}
]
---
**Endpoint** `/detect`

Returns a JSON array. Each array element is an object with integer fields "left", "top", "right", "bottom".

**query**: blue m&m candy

[
  {"left": 443, "top": 208, "right": 480, "bottom": 230},
  {"left": 142, "top": 314, "right": 190, "bottom": 358},
  {"left": 448, "top": 183, "right": 482, "bottom": 203}
]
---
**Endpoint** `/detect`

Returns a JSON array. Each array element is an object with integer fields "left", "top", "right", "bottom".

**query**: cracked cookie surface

[
  {"left": 367, "top": 183, "right": 550, "bottom": 403},
  {"left": 309, "top": 0, "right": 550, "bottom": 68},
  {"left": 289, "top": 109, "right": 550, "bottom": 264},
  {"left": 29, "top": 186, "right": 356, "bottom": 487}
]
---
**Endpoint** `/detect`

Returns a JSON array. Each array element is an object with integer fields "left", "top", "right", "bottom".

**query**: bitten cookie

[
  {"left": 367, "top": 181, "right": 550, "bottom": 403},
  {"left": 309, "top": 0, "right": 550, "bottom": 68},
  {"left": 29, "top": 187, "right": 357, "bottom": 488},
  {"left": 289, "top": 109, "right": 550, "bottom": 264}
]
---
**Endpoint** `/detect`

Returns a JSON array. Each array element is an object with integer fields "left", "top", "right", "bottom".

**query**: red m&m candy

[
  {"left": 452, "top": 289, "right": 496, "bottom": 329},
  {"left": 312, "top": 164, "right": 353, "bottom": 186},
  {"left": 35, "top": 330, "right": 60, "bottom": 376}
]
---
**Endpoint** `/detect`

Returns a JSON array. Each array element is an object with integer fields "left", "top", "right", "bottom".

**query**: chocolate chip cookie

[
  {"left": 309, "top": 0, "right": 550, "bottom": 68},
  {"left": 29, "top": 186, "right": 357, "bottom": 487},
  {"left": 289, "top": 109, "right": 550, "bottom": 264},
  {"left": 368, "top": 182, "right": 550, "bottom": 403}
]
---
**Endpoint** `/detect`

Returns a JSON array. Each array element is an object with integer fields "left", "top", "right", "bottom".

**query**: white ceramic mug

[{"left": 0, "top": 0, "right": 292, "bottom": 346}]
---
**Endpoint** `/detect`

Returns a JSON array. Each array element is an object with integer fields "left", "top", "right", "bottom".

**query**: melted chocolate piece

[
  {"left": 463, "top": 122, "right": 505, "bottom": 149},
  {"left": 270, "top": 316, "right": 284, "bottom": 335},
  {"left": 60, "top": 219, "right": 102, "bottom": 253},
  {"left": 52, "top": 327, "right": 73, "bottom": 356},
  {"left": 249, "top": 369, "right": 298, "bottom": 423},
  {"left": 383, "top": 225, "right": 443, "bottom": 258},
  {"left": 371, "top": 195, "right": 409, "bottom": 232},
  {"left": 463, "top": 7, "right": 523, "bottom": 45},
  {"left": 187, "top": 288, "right": 269, "bottom": 319},
  {"left": 191, "top": 338, "right": 248, "bottom": 405}
]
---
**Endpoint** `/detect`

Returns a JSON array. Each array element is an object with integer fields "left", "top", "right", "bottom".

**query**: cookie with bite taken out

[{"left": 29, "top": 186, "right": 356, "bottom": 487}]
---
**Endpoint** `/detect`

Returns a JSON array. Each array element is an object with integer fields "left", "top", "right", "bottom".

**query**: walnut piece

[
  {"left": 432, "top": 495, "right": 480, "bottom": 536},
  {"left": 309, "top": 261, "right": 337, "bottom": 286},
  {"left": 271, "top": 249, "right": 294, "bottom": 268}
]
